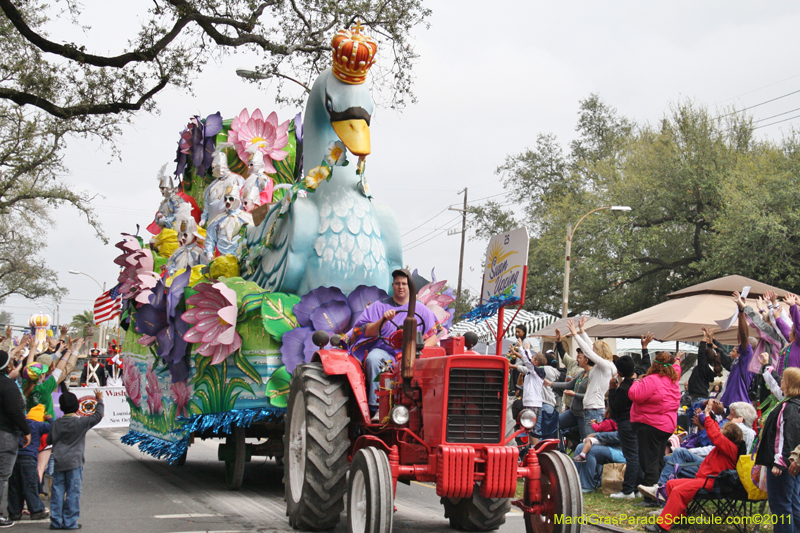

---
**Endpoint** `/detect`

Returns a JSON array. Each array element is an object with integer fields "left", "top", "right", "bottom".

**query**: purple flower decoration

[
  {"left": 347, "top": 285, "right": 388, "bottom": 328},
  {"left": 280, "top": 326, "right": 313, "bottom": 374},
  {"left": 174, "top": 112, "right": 224, "bottom": 178},
  {"left": 134, "top": 270, "right": 191, "bottom": 383},
  {"left": 310, "top": 301, "right": 351, "bottom": 333},
  {"left": 293, "top": 286, "right": 346, "bottom": 327},
  {"left": 281, "top": 285, "right": 390, "bottom": 374}
]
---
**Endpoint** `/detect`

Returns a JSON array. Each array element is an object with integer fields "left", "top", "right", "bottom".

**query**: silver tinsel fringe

[
  {"left": 179, "top": 407, "right": 286, "bottom": 436},
  {"left": 120, "top": 430, "right": 189, "bottom": 465}
]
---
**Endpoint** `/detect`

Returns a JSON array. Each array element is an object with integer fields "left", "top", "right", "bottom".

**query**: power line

[
  {"left": 754, "top": 113, "right": 800, "bottom": 130},
  {"left": 402, "top": 215, "right": 461, "bottom": 248},
  {"left": 719, "top": 88, "right": 800, "bottom": 119},
  {"left": 403, "top": 219, "right": 462, "bottom": 252},
  {"left": 754, "top": 106, "right": 800, "bottom": 124},
  {"left": 717, "top": 73, "right": 800, "bottom": 104},
  {"left": 400, "top": 206, "right": 452, "bottom": 237}
]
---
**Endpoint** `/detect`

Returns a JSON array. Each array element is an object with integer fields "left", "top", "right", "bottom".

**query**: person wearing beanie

[
  {"left": 607, "top": 348, "right": 642, "bottom": 500},
  {"left": 0, "top": 350, "right": 32, "bottom": 528},
  {"left": 47, "top": 389, "right": 104, "bottom": 530},
  {"left": 7, "top": 404, "right": 51, "bottom": 522}
]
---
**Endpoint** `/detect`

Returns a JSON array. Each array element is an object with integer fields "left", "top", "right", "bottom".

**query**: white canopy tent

[{"left": 449, "top": 310, "right": 557, "bottom": 344}]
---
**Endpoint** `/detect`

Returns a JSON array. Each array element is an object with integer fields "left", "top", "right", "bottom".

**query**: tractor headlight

[
  {"left": 518, "top": 409, "right": 537, "bottom": 430},
  {"left": 391, "top": 406, "right": 410, "bottom": 425}
]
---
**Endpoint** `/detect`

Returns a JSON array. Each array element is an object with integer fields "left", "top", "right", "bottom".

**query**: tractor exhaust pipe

[{"left": 401, "top": 275, "right": 417, "bottom": 381}]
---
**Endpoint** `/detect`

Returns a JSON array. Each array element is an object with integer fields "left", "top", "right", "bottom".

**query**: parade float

[{"left": 118, "top": 23, "right": 581, "bottom": 533}]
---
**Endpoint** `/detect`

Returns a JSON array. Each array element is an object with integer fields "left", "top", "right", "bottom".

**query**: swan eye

[{"left": 325, "top": 95, "right": 333, "bottom": 113}]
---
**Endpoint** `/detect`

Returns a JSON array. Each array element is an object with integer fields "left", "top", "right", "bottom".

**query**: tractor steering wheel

[{"left": 381, "top": 309, "right": 427, "bottom": 350}]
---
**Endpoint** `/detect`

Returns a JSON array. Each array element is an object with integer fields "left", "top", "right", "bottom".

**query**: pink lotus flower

[
  {"left": 122, "top": 356, "right": 142, "bottom": 407},
  {"left": 145, "top": 364, "right": 163, "bottom": 414},
  {"left": 114, "top": 235, "right": 158, "bottom": 301},
  {"left": 171, "top": 380, "right": 192, "bottom": 419},
  {"left": 228, "top": 108, "right": 290, "bottom": 174},
  {"left": 182, "top": 282, "right": 242, "bottom": 365},
  {"left": 418, "top": 280, "right": 455, "bottom": 328}
]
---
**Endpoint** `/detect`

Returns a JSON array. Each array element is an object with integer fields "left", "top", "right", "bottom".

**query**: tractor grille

[{"left": 446, "top": 368, "right": 504, "bottom": 443}]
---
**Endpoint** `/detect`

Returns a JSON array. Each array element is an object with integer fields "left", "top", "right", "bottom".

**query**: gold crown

[{"left": 331, "top": 22, "right": 378, "bottom": 85}]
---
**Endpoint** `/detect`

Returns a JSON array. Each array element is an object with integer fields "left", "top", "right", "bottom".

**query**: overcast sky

[{"left": 3, "top": 1, "right": 800, "bottom": 326}]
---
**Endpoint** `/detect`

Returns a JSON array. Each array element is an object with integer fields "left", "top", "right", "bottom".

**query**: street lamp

[
  {"left": 68, "top": 270, "right": 104, "bottom": 292},
  {"left": 69, "top": 269, "right": 107, "bottom": 350},
  {"left": 562, "top": 206, "right": 632, "bottom": 318},
  {"left": 235, "top": 69, "right": 311, "bottom": 93}
]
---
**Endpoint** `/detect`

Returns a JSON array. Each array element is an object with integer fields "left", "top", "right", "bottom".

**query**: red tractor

[{"left": 283, "top": 279, "right": 582, "bottom": 533}]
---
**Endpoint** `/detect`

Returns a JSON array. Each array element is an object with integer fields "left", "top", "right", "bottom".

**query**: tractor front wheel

[
  {"left": 524, "top": 450, "right": 583, "bottom": 533},
  {"left": 441, "top": 483, "right": 511, "bottom": 531},
  {"left": 284, "top": 362, "right": 350, "bottom": 530},
  {"left": 347, "top": 447, "right": 393, "bottom": 533}
]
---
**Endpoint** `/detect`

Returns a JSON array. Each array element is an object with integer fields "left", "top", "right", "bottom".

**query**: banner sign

[
  {"left": 481, "top": 227, "right": 529, "bottom": 305},
  {"left": 53, "top": 387, "right": 131, "bottom": 428}
]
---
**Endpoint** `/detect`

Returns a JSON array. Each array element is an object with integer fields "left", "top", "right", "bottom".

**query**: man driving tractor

[{"left": 350, "top": 269, "right": 443, "bottom": 417}]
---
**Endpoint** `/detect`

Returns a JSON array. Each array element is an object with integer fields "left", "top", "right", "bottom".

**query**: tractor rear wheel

[
  {"left": 347, "top": 447, "right": 393, "bottom": 533},
  {"left": 441, "top": 483, "right": 511, "bottom": 531},
  {"left": 284, "top": 362, "right": 350, "bottom": 530},
  {"left": 524, "top": 450, "right": 583, "bottom": 533}
]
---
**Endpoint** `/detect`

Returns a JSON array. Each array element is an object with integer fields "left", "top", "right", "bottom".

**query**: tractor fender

[
  {"left": 532, "top": 439, "right": 560, "bottom": 454},
  {"left": 313, "top": 349, "right": 371, "bottom": 424}
]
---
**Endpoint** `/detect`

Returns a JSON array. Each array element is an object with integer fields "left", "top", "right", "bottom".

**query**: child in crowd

[
  {"left": 573, "top": 410, "right": 618, "bottom": 462},
  {"left": 48, "top": 389, "right": 104, "bottom": 531},
  {"left": 645, "top": 399, "right": 744, "bottom": 533},
  {"left": 7, "top": 404, "right": 50, "bottom": 522}
]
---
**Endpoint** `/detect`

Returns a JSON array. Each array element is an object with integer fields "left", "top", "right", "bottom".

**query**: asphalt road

[{"left": 7, "top": 427, "right": 610, "bottom": 533}]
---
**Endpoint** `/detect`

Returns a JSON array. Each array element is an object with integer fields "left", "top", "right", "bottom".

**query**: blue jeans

[
  {"left": 364, "top": 348, "right": 395, "bottom": 410},
  {"left": 583, "top": 408, "right": 605, "bottom": 440},
  {"left": 767, "top": 468, "right": 800, "bottom": 533},
  {"left": 51, "top": 467, "right": 83, "bottom": 530},
  {"left": 8, "top": 455, "right": 44, "bottom": 516},
  {"left": 536, "top": 403, "right": 557, "bottom": 438},
  {"left": 0, "top": 431, "right": 18, "bottom": 516},
  {"left": 573, "top": 443, "right": 617, "bottom": 492},
  {"left": 658, "top": 448, "right": 702, "bottom": 485},
  {"left": 559, "top": 409, "right": 585, "bottom": 440}
]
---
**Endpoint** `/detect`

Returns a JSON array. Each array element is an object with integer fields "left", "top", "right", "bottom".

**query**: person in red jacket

[{"left": 645, "top": 399, "right": 744, "bottom": 532}]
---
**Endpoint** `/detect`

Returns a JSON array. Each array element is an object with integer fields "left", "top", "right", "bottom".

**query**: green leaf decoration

[
  {"left": 239, "top": 292, "right": 264, "bottom": 321},
  {"left": 265, "top": 366, "right": 292, "bottom": 408},
  {"left": 233, "top": 349, "right": 261, "bottom": 385},
  {"left": 261, "top": 292, "right": 301, "bottom": 342},
  {"left": 218, "top": 277, "right": 264, "bottom": 309}
]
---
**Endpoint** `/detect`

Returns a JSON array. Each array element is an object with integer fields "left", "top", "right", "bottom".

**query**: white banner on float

[
  {"left": 480, "top": 226, "right": 530, "bottom": 305},
  {"left": 57, "top": 387, "right": 131, "bottom": 428}
]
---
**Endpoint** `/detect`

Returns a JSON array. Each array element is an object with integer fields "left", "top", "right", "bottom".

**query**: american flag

[{"left": 94, "top": 283, "right": 122, "bottom": 325}]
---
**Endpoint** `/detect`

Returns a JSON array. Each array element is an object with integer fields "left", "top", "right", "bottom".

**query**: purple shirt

[
  {"left": 776, "top": 305, "right": 800, "bottom": 370},
  {"left": 718, "top": 343, "right": 753, "bottom": 406},
  {"left": 354, "top": 298, "right": 442, "bottom": 355}
]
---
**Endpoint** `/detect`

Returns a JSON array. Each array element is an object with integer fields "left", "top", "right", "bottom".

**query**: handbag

[{"left": 738, "top": 454, "right": 768, "bottom": 500}]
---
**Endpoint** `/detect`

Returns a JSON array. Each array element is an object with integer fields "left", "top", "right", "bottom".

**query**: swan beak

[{"left": 332, "top": 119, "right": 371, "bottom": 157}]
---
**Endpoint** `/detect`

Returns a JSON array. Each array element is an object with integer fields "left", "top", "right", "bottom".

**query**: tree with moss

[
  {"left": 471, "top": 95, "right": 800, "bottom": 318},
  {"left": 0, "top": 0, "right": 430, "bottom": 302}
]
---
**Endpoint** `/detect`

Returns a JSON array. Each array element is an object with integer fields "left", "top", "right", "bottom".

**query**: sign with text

[
  {"left": 54, "top": 387, "right": 131, "bottom": 429},
  {"left": 481, "top": 227, "right": 529, "bottom": 305}
]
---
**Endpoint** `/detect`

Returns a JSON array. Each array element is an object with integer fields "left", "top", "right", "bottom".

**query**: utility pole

[{"left": 447, "top": 188, "right": 468, "bottom": 310}]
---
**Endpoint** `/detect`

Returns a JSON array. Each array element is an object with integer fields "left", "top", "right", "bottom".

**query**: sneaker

[
  {"left": 7, "top": 515, "right": 20, "bottom": 522},
  {"left": 0, "top": 517, "right": 13, "bottom": 528},
  {"left": 31, "top": 510, "right": 50, "bottom": 520},
  {"left": 573, "top": 453, "right": 586, "bottom": 462},
  {"left": 634, "top": 499, "right": 660, "bottom": 507},
  {"left": 638, "top": 484, "right": 660, "bottom": 501},
  {"left": 609, "top": 491, "right": 636, "bottom": 499}
]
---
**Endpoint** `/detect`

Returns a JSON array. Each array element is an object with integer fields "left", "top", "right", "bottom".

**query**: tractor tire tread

[{"left": 285, "top": 363, "right": 351, "bottom": 531}]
